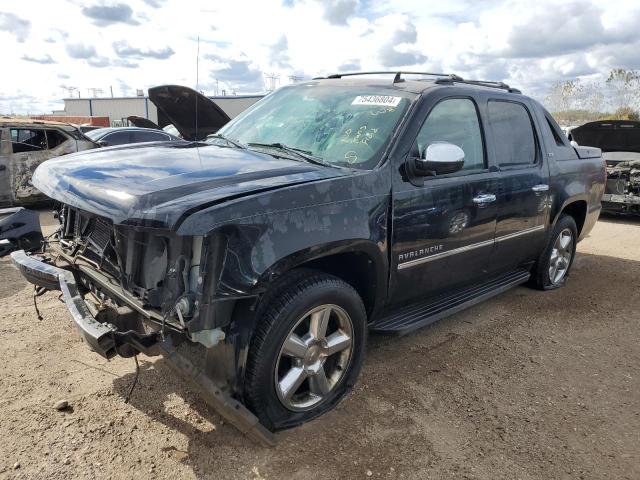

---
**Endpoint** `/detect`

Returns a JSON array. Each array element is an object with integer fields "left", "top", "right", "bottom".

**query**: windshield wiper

[
  {"left": 207, "top": 133, "right": 246, "bottom": 149},
  {"left": 247, "top": 142, "right": 337, "bottom": 168}
]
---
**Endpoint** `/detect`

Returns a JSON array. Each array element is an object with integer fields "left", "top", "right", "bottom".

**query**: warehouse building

[{"left": 60, "top": 94, "right": 264, "bottom": 127}]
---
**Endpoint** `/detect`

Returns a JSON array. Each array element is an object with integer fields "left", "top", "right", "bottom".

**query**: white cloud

[{"left": 1, "top": 0, "right": 640, "bottom": 113}]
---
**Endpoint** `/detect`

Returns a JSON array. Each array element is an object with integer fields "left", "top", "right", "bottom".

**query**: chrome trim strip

[
  {"left": 397, "top": 224, "right": 545, "bottom": 270},
  {"left": 398, "top": 238, "right": 494, "bottom": 270},
  {"left": 494, "top": 225, "right": 545, "bottom": 243}
]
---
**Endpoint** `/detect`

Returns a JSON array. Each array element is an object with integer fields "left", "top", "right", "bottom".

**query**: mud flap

[{"left": 0, "top": 207, "right": 44, "bottom": 258}]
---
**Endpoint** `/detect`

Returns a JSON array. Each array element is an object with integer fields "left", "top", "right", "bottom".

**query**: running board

[{"left": 371, "top": 270, "right": 530, "bottom": 335}]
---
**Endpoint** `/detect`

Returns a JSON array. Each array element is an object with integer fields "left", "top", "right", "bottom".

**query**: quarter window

[
  {"left": 416, "top": 98, "right": 485, "bottom": 171},
  {"left": 488, "top": 100, "right": 537, "bottom": 167},
  {"left": 46, "top": 129, "right": 68, "bottom": 149}
]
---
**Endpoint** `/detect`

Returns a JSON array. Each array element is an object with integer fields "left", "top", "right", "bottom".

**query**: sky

[{"left": 1, "top": 0, "right": 640, "bottom": 114}]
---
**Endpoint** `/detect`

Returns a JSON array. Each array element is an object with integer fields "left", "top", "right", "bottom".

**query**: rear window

[{"left": 487, "top": 100, "right": 537, "bottom": 167}]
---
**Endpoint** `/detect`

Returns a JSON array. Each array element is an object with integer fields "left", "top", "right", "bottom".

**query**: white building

[{"left": 62, "top": 94, "right": 264, "bottom": 127}]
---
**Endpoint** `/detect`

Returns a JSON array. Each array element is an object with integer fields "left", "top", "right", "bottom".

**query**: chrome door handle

[
  {"left": 532, "top": 184, "right": 549, "bottom": 192},
  {"left": 472, "top": 193, "right": 497, "bottom": 205}
]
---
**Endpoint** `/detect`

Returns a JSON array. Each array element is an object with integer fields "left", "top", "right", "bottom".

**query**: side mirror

[
  {"left": 97, "top": 140, "right": 110, "bottom": 147},
  {"left": 412, "top": 142, "right": 465, "bottom": 176}
]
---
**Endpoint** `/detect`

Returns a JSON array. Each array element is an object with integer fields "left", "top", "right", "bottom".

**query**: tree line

[{"left": 544, "top": 69, "right": 640, "bottom": 125}]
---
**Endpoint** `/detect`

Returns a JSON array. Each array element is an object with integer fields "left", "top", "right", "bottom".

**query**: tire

[
  {"left": 530, "top": 214, "right": 578, "bottom": 290},
  {"left": 244, "top": 269, "right": 367, "bottom": 431}
]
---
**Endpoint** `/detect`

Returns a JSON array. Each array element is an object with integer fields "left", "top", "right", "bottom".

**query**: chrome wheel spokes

[
  {"left": 275, "top": 304, "right": 354, "bottom": 411},
  {"left": 549, "top": 228, "right": 574, "bottom": 284}
]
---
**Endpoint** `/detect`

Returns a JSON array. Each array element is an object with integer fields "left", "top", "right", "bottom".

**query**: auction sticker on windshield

[{"left": 352, "top": 95, "right": 402, "bottom": 107}]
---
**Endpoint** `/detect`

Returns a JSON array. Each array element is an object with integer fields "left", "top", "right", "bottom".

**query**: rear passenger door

[
  {"left": 486, "top": 99, "right": 550, "bottom": 274},
  {"left": 9, "top": 128, "right": 50, "bottom": 203}
]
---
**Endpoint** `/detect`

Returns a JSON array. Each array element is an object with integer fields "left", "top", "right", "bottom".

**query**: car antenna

[{"left": 195, "top": 35, "right": 202, "bottom": 165}]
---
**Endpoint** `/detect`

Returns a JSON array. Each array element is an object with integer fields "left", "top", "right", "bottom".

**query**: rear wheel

[
  {"left": 530, "top": 214, "right": 577, "bottom": 290},
  {"left": 244, "top": 270, "right": 366, "bottom": 431}
]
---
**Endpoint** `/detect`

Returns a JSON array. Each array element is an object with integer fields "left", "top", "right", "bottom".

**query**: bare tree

[{"left": 605, "top": 69, "right": 640, "bottom": 111}]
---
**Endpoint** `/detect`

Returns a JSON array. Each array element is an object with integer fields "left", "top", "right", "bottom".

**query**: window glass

[
  {"left": 217, "top": 85, "right": 412, "bottom": 169},
  {"left": 416, "top": 98, "right": 485, "bottom": 171},
  {"left": 101, "top": 131, "right": 131, "bottom": 145},
  {"left": 46, "top": 129, "right": 68, "bottom": 149},
  {"left": 132, "top": 130, "right": 166, "bottom": 143},
  {"left": 488, "top": 101, "right": 537, "bottom": 166},
  {"left": 10, "top": 128, "right": 47, "bottom": 153}
]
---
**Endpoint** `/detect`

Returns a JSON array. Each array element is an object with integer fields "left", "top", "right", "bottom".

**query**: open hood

[
  {"left": 148, "top": 85, "right": 231, "bottom": 141},
  {"left": 127, "top": 115, "right": 161, "bottom": 130},
  {"left": 571, "top": 120, "right": 640, "bottom": 153}
]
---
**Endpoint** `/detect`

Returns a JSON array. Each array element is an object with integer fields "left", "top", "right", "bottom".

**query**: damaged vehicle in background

[
  {"left": 570, "top": 120, "right": 640, "bottom": 215},
  {"left": 84, "top": 126, "right": 182, "bottom": 147},
  {"left": 128, "top": 85, "right": 232, "bottom": 140},
  {"left": 9, "top": 72, "right": 604, "bottom": 444},
  {"left": 0, "top": 118, "right": 98, "bottom": 207}
]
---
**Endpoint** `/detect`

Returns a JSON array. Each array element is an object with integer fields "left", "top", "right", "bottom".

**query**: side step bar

[{"left": 371, "top": 270, "right": 530, "bottom": 335}]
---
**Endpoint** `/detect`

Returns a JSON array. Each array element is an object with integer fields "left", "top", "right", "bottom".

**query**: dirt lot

[{"left": 0, "top": 213, "right": 638, "bottom": 480}]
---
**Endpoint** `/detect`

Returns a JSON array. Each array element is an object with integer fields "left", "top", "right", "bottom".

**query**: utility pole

[
  {"left": 110, "top": 85, "right": 114, "bottom": 98},
  {"left": 61, "top": 85, "right": 78, "bottom": 98},
  {"left": 87, "top": 87, "right": 103, "bottom": 98},
  {"left": 264, "top": 73, "right": 280, "bottom": 92}
]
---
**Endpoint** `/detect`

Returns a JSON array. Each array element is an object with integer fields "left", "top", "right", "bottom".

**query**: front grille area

[{"left": 60, "top": 206, "right": 121, "bottom": 280}]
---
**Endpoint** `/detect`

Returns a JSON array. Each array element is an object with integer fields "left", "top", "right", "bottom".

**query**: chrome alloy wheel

[
  {"left": 274, "top": 304, "right": 354, "bottom": 411},
  {"left": 549, "top": 228, "right": 574, "bottom": 284}
]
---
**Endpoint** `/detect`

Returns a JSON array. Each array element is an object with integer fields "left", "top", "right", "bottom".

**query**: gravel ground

[{"left": 0, "top": 212, "right": 638, "bottom": 480}]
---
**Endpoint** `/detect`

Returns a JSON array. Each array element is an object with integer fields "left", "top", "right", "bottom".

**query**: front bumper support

[
  {"left": 11, "top": 249, "right": 120, "bottom": 358},
  {"left": 9, "top": 249, "right": 276, "bottom": 446}
]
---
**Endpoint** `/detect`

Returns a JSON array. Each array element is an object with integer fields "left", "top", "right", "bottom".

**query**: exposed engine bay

[
  {"left": 603, "top": 153, "right": 640, "bottom": 214},
  {"left": 50, "top": 204, "right": 203, "bottom": 336}
]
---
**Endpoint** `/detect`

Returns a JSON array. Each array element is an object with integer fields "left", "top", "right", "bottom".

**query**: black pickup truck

[{"left": 11, "top": 72, "right": 605, "bottom": 443}]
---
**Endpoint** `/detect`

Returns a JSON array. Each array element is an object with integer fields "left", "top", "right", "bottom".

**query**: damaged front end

[
  {"left": 603, "top": 153, "right": 640, "bottom": 215},
  {"left": 10, "top": 204, "right": 274, "bottom": 445}
]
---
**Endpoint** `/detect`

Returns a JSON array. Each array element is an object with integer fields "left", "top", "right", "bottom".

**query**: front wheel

[
  {"left": 244, "top": 270, "right": 367, "bottom": 431},
  {"left": 530, "top": 214, "right": 578, "bottom": 290}
]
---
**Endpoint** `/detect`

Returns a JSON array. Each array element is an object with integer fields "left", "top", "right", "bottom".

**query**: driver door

[{"left": 389, "top": 97, "right": 498, "bottom": 306}]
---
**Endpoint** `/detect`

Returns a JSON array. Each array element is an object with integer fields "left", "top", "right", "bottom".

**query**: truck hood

[
  {"left": 148, "top": 85, "right": 231, "bottom": 140},
  {"left": 571, "top": 120, "right": 640, "bottom": 153},
  {"left": 32, "top": 143, "right": 348, "bottom": 230}
]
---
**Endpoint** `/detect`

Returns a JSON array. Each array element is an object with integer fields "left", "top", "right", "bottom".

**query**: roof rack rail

[
  {"left": 434, "top": 77, "right": 521, "bottom": 94},
  {"left": 314, "top": 71, "right": 521, "bottom": 93},
  {"left": 314, "top": 71, "right": 457, "bottom": 83}
]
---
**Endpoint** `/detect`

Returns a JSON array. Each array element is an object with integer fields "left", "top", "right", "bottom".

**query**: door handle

[
  {"left": 531, "top": 184, "right": 549, "bottom": 193},
  {"left": 0, "top": 165, "right": 6, "bottom": 171},
  {"left": 472, "top": 193, "right": 497, "bottom": 205}
]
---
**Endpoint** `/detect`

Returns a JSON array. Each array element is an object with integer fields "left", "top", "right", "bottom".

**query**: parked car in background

[
  {"left": 10, "top": 72, "right": 605, "bottom": 443},
  {"left": 0, "top": 118, "right": 98, "bottom": 206},
  {"left": 84, "top": 127, "right": 182, "bottom": 147},
  {"left": 569, "top": 120, "right": 640, "bottom": 215}
]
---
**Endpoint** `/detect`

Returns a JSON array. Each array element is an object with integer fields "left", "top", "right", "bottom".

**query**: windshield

[{"left": 215, "top": 85, "right": 412, "bottom": 169}]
